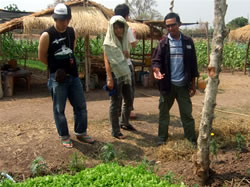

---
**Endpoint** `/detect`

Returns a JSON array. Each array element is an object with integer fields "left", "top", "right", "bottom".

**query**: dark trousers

[
  {"left": 158, "top": 84, "right": 196, "bottom": 142},
  {"left": 110, "top": 81, "right": 133, "bottom": 136}
]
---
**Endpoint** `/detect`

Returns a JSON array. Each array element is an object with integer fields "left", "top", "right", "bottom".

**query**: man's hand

[
  {"left": 189, "top": 86, "right": 196, "bottom": 97},
  {"left": 153, "top": 68, "right": 165, "bottom": 80},
  {"left": 123, "top": 51, "right": 129, "bottom": 59},
  {"left": 107, "top": 78, "right": 114, "bottom": 90},
  {"left": 132, "top": 28, "right": 136, "bottom": 38},
  {"left": 189, "top": 78, "right": 196, "bottom": 97}
]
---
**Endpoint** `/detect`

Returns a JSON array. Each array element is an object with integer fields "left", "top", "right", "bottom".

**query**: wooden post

[
  {"left": 142, "top": 35, "right": 145, "bottom": 72},
  {"left": 244, "top": 39, "right": 250, "bottom": 75},
  {"left": 3, "top": 74, "right": 14, "bottom": 97},
  {"left": 85, "top": 34, "right": 90, "bottom": 92},
  {"left": 24, "top": 48, "right": 28, "bottom": 69},
  {"left": 150, "top": 26, "right": 153, "bottom": 56},
  {"left": 205, "top": 22, "right": 210, "bottom": 66},
  {"left": 0, "top": 71, "right": 3, "bottom": 98},
  {"left": 149, "top": 25, "right": 154, "bottom": 87}
]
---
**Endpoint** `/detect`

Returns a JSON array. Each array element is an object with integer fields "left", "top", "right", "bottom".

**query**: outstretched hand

[{"left": 153, "top": 68, "right": 165, "bottom": 80}]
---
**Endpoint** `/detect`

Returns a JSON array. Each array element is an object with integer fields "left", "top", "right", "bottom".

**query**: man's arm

[
  {"left": 103, "top": 51, "right": 114, "bottom": 90},
  {"left": 38, "top": 32, "right": 49, "bottom": 65},
  {"left": 189, "top": 39, "right": 199, "bottom": 97},
  {"left": 73, "top": 29, "right": 77, "bottom": 50},
  {"left": 189, "top": 77, "right": 196, "bottom": 97},
  {"left": 152, "top": 39, "right": 165, "bottom": 79},
  {"left": 128, "top": 28, "right": 137, "bottom": 48}
]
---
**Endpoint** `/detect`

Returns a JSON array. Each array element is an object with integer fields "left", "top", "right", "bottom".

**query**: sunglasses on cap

[{"left": 165, "top": 23, "right": 177, "bottom": 28}]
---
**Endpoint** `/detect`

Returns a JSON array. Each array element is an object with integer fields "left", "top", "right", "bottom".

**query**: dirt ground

[{"left": 0, "top": 71, "right": 250, "bottom": 186}]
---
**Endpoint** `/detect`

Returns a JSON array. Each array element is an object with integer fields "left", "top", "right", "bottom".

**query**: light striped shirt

[{"left": 168, "top": 33, "right": 185, "bottom": 86}]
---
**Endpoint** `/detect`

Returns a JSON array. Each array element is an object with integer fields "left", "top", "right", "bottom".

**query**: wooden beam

[{"left": 244, "top": 39, "right": 250, "bottom": 75}]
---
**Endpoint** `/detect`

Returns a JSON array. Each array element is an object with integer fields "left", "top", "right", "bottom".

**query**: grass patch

[{"left": 18, "top": 59, "right": 47, "bottom": 71}]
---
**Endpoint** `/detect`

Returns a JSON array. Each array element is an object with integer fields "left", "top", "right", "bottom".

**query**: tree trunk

[{"left": 194, "top": 0, "right": 228, "bottom": 185}]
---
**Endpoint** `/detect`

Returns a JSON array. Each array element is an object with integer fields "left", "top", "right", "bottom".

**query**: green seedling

[{"left": 30, "top": 156, "right": 48, "bottom": 177}]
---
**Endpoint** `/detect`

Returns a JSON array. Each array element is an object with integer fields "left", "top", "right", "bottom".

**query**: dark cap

[
  {"left": 52, "top": 3, "right": 72, "bottom": 20},
  {"left": 114, "top": 4, "right": 129, "bottom": 19}
]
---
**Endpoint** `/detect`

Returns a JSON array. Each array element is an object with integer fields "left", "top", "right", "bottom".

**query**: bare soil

[{"left": 0, "top": 71, "right": 250, "bottom": 186}]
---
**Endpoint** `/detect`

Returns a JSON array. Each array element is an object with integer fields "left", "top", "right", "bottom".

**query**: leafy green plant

[
  {"left": 194, "top": 40, "right": 247, "bottom": 73},
  {"left": 195, "top": 40, "right": 209, "bottom": 71},
  {"left": 139, "top": 157, "right": 157, "bottom": 173},
  {"left": 30, "top": 156, "right": 48, "bottom": 177},
  {"left": 99, "top": 143, "right": 116, "bottom": 163},
  {"left": 68, "top": 152, "right": 86, "bottom": 174},
  {"left": 90, "top": 35, "right": 104, "bottom": 56},
  {"left": 163, "top": 171, "right": 176, "bottom": 184},
  {"left": 1, "top": 163, "right": 186, "bottom": 186},
  {"left": 201, "top": 74, "right": 208, "bottom": 80},
  {"left": 235, "top": 133, "right": 246, "bottom": 153},
  {"left": 0, "top": 33, "right": 20, "bottom": 61},
  {"left": 247, "top": 168, "right": 250, "bottom": 177}
]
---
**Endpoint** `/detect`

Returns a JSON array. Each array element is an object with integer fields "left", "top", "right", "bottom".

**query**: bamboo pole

[
  {"left": 142, "top": 35, "right": 145, "bottom": 72},
  {"left": 244, "top": 39, "right": 250, "bottom": 75},
  {"left": 85, "top": 34, "right": 90, "bottom": 92},
  {"left": 205, "top": 22, "right": 210, "bottom": 65}
]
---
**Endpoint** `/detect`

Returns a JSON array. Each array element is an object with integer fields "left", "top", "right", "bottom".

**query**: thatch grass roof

[
  {"left": 23, "top": 7, "right": 109, "bottom": 37},
  {"left": 229, "top": 24, "right": 250, "bottom": 42},
  {"left": 127, "top": 22, "right": 150, "bottom": 39},
  {"left": 0, "top": 0, "right": 151, "bottom": 38},
  {"left": 0, "top": 0, "right": 113, "bottom": 35}
]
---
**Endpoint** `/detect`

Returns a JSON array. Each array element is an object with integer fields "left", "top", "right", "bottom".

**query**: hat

[{"left": 52, "top": 3, "right": 72, "bottom": 20}]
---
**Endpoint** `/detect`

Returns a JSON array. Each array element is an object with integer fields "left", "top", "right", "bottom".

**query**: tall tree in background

[
  {"left": 4, "top": 4, "right": 21, "bottom": 12},
  {"left": 194, "top": 0, "right": 228, "bottom": 185},
  {"left": 125, "top": 0, "right": 163, "bottom": 20},
  {"left": 226, "top": 16, "right": 248, "bottom": 30}
]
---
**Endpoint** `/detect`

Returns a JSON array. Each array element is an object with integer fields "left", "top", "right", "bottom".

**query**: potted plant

[{"left": 197, "top": 74, "right": 208, "bottom": 91}]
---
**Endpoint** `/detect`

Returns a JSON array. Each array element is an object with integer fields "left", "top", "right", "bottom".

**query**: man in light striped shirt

[{"left": 152, "top": 12, "right": 199, "bottom": 146}]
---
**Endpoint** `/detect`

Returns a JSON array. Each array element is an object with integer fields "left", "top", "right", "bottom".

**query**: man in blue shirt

[{"left": 152, "top": 12, "right": 199, "bottom": 146}]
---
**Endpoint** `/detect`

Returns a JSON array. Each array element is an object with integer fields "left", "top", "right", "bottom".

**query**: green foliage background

[{"left": 0, "top": 33, "right": 248, "bottom": 73}]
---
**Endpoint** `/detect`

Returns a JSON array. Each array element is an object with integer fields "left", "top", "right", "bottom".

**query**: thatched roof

[
  {"left": 23, "top": 6, "right": 110, "bottom": 37},
  {"left": 0, "top": 0, "right": 113, "bottom": 35},
  {"left": 0, "top": 0, "right": 151, "bottom": 38},
  {"left": 229, "top": 24, "right": 250, "bottom": 42},
  {"left": 0, "top": 9, "right": 33, "bottom": 24}
]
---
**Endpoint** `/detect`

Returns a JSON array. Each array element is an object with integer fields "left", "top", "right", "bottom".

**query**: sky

[{"left": 0, "top": 0, "right": 249, "bottom": 27}]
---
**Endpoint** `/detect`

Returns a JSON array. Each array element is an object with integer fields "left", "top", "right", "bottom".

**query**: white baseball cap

[{"left": 52, "top": 3, "right": 72, "bottom": 20}]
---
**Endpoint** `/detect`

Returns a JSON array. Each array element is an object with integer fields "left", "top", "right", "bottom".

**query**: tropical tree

[
  {"left": 194, "top": 0, "right": 228, "bottom": 185},
  {"left": 4, "top": 4, "right": 21, "bottom": 12},
  {"left": 226, "top": 16, "right": 249, "bottom": 29},
  {"left": 125, "top": 0, "right": 163, "bottom": 20}
]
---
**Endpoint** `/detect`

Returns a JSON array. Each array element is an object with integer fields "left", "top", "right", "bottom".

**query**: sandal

[
  {"left": 121, "top": 124, "right": 137, "bottom": 131},
  {"left": 113, "top": 132, "right": 126, "bottom": 139},
  {"left": 62, "top": 139, "right": 73, "bottom": 148},
  {"left": 77, "top": 135, "right": 95, "bottom": 144}
]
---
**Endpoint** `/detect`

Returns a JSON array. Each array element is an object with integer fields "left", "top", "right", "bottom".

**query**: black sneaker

[
  {"left": 113, "top": 132, "right": 126, "bottom": 139},
  {"left": 121, "top": 124, "right": 136, "bottom": 131},
  {"left": 157, "top": 140, "right": 166, "bottom": 147}
]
